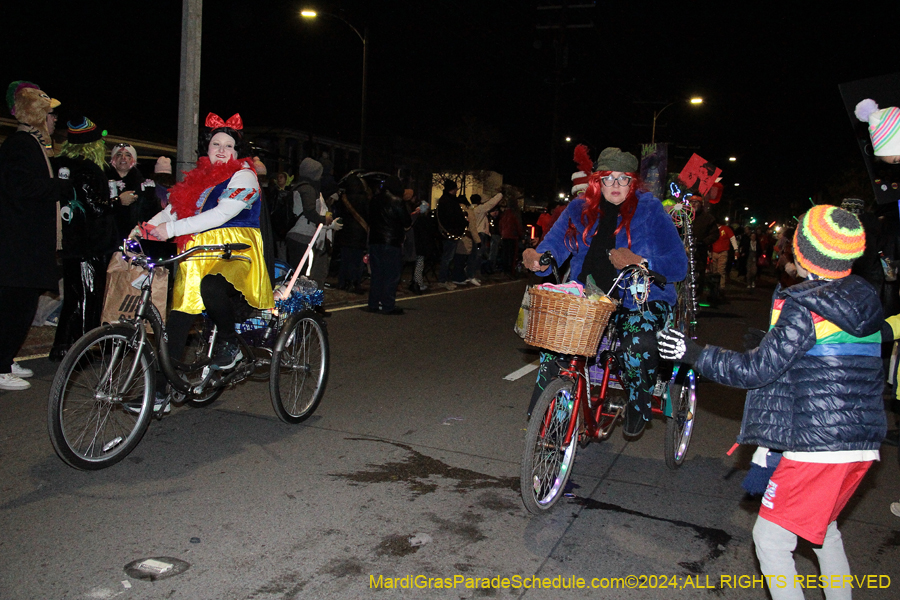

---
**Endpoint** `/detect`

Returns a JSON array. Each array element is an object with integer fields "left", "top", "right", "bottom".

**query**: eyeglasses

[{"left": 600, "top": 174, "right": 633, "bottom": 187}]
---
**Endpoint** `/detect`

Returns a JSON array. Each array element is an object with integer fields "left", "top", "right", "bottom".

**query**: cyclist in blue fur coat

[{"left": 523, "top": 146, "right": 687, "bottom": 436}]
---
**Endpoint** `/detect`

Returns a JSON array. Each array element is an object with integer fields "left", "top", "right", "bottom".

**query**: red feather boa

[{"left": 167, "top": 156, "right": 254, "bottom": 248}]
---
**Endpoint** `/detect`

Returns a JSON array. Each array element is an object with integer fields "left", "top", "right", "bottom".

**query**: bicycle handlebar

[{"left": 123, "top": 238, "right": 251, "bottom": 268}]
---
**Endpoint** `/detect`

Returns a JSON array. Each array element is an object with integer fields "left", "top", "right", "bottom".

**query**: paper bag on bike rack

[{"left": 101, "top": 252, "right": 169, "bottom": 325}]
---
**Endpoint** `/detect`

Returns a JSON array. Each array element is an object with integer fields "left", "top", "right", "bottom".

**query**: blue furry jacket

[
  {"left": 534, "top": 191, "right": 687, "bottom": 310},
  {"left": 695, "top": 276, "right": 886, "bottom": 452}
]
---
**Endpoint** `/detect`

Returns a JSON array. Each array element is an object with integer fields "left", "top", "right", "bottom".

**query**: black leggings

[
  {"left": 0, "top": 286, "right": 41, "bottom": 373},
  {"left": 166, "top": 274, "right": 244, "bottom": 361}
]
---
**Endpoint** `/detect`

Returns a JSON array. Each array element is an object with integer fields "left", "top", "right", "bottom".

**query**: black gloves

[{"left": 656, "top": 328, "right": 702, "bottom": 365}]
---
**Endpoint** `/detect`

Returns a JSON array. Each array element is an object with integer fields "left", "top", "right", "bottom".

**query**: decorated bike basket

[
  {"left": 236, "top": 276, "right": 323, "bottom": 348},
  {"left": 524, "top": 286, "right": 616, "bottom": 356}
]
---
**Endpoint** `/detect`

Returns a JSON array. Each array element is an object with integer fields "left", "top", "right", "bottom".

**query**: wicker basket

[{"left": 524, "top": 287, "right": 617, "bottom": 356}]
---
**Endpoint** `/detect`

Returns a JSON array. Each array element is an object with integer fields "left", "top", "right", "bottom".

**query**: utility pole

[
  {"left": 536, "top": 2, "right": 594, "bottom": 196},
  {"left": 176, "top": 0, "right": 202, "bottom": 181}
]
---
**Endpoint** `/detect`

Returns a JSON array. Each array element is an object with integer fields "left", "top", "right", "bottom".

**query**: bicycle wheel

[
  {"left": 48, "top": 325, "right": 155, "bottom": 470},
  {"left": 664, "top": 367, "right": 697, "bottom": 469},
  {"left": 520, "top": 377, "right": 580, "bottom": 514},
  {"left": 269, "top": 312, "right": 329, "bottom": 424}
]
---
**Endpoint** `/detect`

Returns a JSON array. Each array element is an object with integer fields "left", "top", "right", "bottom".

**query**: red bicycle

[{"left": 519, "top": 255, "right": 697, "bottom": 514}]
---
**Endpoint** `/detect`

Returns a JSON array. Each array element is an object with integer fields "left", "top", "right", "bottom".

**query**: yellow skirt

[{"left": 171, "top": 227, "right": 274, "bottom": 314}]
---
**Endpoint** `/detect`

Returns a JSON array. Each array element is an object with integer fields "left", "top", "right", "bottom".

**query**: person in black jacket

[
  {"left": 658, "top": 205, "right": 884, "bottom": 600},
  {"left": 106, "top": 143, "right": 161, "bottom": 241},
  {"left": 0, "top": 81, "right": 68, "bottom": 390},
  {"left": 50, "top": 117, "right": 120, "bottom": 361},
  {"left": 334, "top": 172, "right": 369, "bottom": 294},
  {"left": 364, "top": 175, "right": 411, "bottom": 315},
  {"left": 435, "top": 179, "right": 467, "bottom": 289}
]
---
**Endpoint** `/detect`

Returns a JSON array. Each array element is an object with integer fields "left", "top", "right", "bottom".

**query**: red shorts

[{"left": 758, "top": 458, "right": 871, "bottom": 545}]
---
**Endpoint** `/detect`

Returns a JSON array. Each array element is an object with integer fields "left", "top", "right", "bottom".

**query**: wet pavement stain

[
  {"left": 376, "top": 534, "right": 421, "bottom": 557},
  {"left": 332, "top": 438, "right": 518, "bottom": 497},
  {"left": 569, "top": 495, "right": 731, "bottom": 573},
  {"left": 429, "top": 512, "right": 487, "bottom": 543},
  {"left": 876, "top": 530, "right": 900, "bottom": 555},
  {"left": 320, "top": 557, "right": 366, "bottom": 577},
  {"left": 247, "top": 572, "right": 307, "bottom": 600}
]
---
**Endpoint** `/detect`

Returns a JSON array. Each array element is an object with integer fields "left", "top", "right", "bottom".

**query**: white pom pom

[{"left": 855, "top": 98, "right": 879, "bottom": 123}]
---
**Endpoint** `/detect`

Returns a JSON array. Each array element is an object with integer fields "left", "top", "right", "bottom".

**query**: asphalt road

[{"left": 1, "top": 277, "right": 898, "bottom": 599}]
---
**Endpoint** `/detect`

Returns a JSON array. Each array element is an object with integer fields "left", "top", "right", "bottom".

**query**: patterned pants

[{"left": 528, "top": 301, "right": 672, "bottom": 421}]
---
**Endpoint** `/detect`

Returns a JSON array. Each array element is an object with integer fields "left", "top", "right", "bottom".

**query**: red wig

[{"left": 564, "top": 170, "right": 643, "bottom": 252}]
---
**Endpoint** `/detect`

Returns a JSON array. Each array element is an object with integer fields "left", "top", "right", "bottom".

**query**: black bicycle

[{"left": 48, "top": 239, "right": 329, "bottom": 470}]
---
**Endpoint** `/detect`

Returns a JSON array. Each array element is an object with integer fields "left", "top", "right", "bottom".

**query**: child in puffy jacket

[{"left": 658, "top": 205, "right": 886, "bottom": 600}]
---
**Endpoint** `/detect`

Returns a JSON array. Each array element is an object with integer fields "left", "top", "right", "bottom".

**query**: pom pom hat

[
  {"left": 793, "top": 205, "right": 865, "bottom": 279},
  {"left": 855, "top": 98, "right": 900, "bottom": 157}
]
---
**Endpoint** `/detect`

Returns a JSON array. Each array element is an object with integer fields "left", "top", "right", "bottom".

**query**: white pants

[{"left": 753, "top": 516, "right": 852, "bottom": 600}]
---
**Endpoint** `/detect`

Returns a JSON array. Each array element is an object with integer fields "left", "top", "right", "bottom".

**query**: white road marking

[{"left": 503, "top": 360, "right": 540, "bottom": 381}]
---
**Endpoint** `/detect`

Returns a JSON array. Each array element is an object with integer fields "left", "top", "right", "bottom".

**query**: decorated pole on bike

[{"left": 274, "top": 223, "right": 324, "bottom": 301}]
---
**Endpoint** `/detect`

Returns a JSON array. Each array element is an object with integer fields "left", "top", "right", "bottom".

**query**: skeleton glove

[{"left": 656, "top": 328, "right": 702, "bottom": 365}]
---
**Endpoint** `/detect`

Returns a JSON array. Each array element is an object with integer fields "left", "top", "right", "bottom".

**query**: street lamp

[
  {"left": 301, "top": 9, "right": 368, "bottom": 168},
  {"left": 650, "top": 97, "right": 703, "bottom": 144}
]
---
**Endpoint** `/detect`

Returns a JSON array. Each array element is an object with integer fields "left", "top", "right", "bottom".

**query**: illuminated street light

[
  {"left": 301, "top": 8, "right": 367, "bottom": 167},
  {"left": 651, "top": 97, "right": 703, "bottom": 144},
  {"left": 728, "top": 156, "right": 736, "bottom": 162}
]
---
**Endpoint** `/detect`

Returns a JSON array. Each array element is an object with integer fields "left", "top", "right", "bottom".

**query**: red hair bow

[{"left": 205, "top": 112, "right": 243, "bottom": 131}]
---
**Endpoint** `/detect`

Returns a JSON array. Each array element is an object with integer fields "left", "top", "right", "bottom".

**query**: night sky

[{"left": 4, "top": 1, "right": 900, "bottom": 220}]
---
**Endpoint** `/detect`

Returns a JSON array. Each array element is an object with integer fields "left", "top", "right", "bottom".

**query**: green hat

[{"left": 594, "top": 147, "right": 638, "bottom": 173}]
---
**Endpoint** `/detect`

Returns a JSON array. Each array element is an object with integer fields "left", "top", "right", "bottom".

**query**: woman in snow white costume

[{"left": 141, "top": 112, "right": 273, "bottom": 369}]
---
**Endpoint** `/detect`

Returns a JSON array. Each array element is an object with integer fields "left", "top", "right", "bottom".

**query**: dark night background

[{"left": 3, "top": 1, "right": 900, "bottom": 221}]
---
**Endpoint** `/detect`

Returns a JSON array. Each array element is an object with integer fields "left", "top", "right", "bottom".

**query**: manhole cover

[{"left": 124, "top": 557, "right": 190, "bottom": 581}]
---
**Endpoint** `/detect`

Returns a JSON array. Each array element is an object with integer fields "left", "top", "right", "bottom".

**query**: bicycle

[
  {"left": 47, "top": 238, "right": 329, "bottom": 470},
  {"left": 519, "top": 252, "right": 697, "bottom": 514}
]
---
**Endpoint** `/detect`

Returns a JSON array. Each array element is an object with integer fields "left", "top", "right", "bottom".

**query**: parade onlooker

[
  {"left": 436, "top": 179, "right": 467, "bottom": 289},
  {"left": 659, "top": 205, "right": 884, "bottom": 600},
  {"left": 365, "top": 175, "right": 411, "bottom": 315},
  {"left": 267, "top": 170, "right": 294, "bottom": 259},
  {"left": 0, "top": 81, "right": 67, "bottom": 390},
  {"left": 465, "top": 191, "right": 503, "bottom": 283},
  {"left": 286, "top": 157, "right": 339, "bottom": 317},
  {"left": 499, "top": 195, "right": 525, "bottom": 277},
  {"left": 106, "top": 143, "right": 161, "bottom": 241},
  {"left": 334, "top": 171, "right": 369, "bottom": 294},
  {"left": 740, "top": 230, "right": 759, "bottom": 288},
  {"left": 51, "top": 117, "right": 120, "bottom": 361},
  {"left": 710, "top": 221, "right": 738, "bottom": 292}
]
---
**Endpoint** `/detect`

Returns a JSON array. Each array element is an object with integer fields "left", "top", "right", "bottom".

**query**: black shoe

[
  {"left": 623, "top": 405, "right": 646, "bottom": 437},
  {"left": 49, "top": 345, "right": 69, "bottom": 363},
  {"left": 210, "top": 340, "right": 243, "bottom": 370},
  {"left": 314, "top": 305, "right": 331, "bottom": 318},
  {"left": 382, "top": 307, "right": 405, "bottom": 315}
]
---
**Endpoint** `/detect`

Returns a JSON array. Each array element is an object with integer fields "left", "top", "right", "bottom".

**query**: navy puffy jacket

[{"left": 695, "top": 276, "right": 886, "bottom": 451}]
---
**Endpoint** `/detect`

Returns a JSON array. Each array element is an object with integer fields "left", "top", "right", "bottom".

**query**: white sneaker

[
  {"left": 891, "top": 502, "right": 900, "bottom": 517},
  {"left": 440, "top": 282, "right": 457, "bottom": 290},
  {"left": 0, "top": 373, "right": 31, "bottom": 391},
  {"left": 11, "top": 362, "right": 33, "bottom": 378},
  {"left": 467, "top": 278, "right": 482, "bottom": 286}
]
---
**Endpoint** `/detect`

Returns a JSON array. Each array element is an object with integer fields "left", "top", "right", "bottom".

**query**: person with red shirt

[{"left": 710, "top": 222, "right": 738, "bottom": 292}]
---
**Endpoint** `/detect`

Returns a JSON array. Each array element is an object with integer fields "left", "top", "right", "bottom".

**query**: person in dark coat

[
  {"left": 106, "top": 143, "right": 161, "bottom": 241},
  {"left": 50, "top": 117, "right": 120, "bottom": 361},
  {"left": 333, "top": 171, "right": 369, "bottom": 294},
  {"left": 0, "top": 81, "right": 68, "bottom": 389},
  {"left": 435, "top": 179, "right": 467, "bottom": 289},
  {"left": 364, "top": 175, "right": 411, "bottom": 314},
  {"left": 658, "top": 205, "right": 884, "bottom": 600}
]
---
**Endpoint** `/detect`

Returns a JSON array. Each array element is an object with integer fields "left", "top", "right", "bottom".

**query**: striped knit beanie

[
  {"left": 571, "top": 170, "right": 589, "bottom": 195},
  {"left": 855, "top": 99, "right": 900, "bottom": 157},
  {"left": 66, "top": 116, "right": 102, "bottom": 144},
  {"left": 793, "top": 205, "right": 865, "bottom": 279}
]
